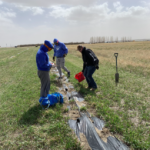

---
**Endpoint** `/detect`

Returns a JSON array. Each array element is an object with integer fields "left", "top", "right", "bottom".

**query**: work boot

[
  {"left": 85, "top": 86, "right": 91, "bottom": 89},
  {"left": 58, "top": 76, "right": 63, "bottom": 80},
  {"left": 90, "top": 88, "right": 97, "bottom": 91},
  {"left": 67, "top": 72, "right": 70, "bottom": 78}
]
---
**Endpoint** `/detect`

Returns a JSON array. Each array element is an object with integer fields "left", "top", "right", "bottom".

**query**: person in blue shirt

[
  {"left": 36, "top": 40, "right": 53, "bottom": 98},
  {"left": 53, "top": 38, "right": 70, "bottom": 79}
]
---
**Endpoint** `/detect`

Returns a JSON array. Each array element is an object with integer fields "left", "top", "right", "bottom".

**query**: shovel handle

[{"left": 114, "top": 53, "right": 118, "bottom": 57}]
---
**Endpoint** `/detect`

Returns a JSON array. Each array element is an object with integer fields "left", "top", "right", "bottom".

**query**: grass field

[
  {"left": 66, "top": 41, "right": 150, "bottom": 150},
  {"left": 0, "top": 41, "right": 150, "bottom": 150},
  {"left": 0, "top": 47, "right": 81, "bottom": 150}
]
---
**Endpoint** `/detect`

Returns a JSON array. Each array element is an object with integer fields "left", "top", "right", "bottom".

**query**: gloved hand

[
  {"left": 63, "top": 54, "right": 67, "bottom": 57},
  {"left": 53, "top": 56, "right": 55, "bottom": 61},
  {"left": 95, "top": 65, "right": 99, "bottom": 70}
]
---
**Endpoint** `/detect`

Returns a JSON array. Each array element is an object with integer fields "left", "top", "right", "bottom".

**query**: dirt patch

[
  {"left": 128, "top": 110, "right": 139, "bottom": 127},
  {"left": 130, "top": 117, "right": 139, "bottom": 127},
  {"left": 145, "top": 97, "right": 150, "bottom": 104},
  {"left": 75, "top": 101, "right": 86, "bottom": 108},
  {"left": 80, "top": 133, "right": 92, "bottom": 150},
  {"left": 9, "top": 130, "right": 23, "bottom": 139},
  {"left": 73, "top": 97, "right": 87, "bottom": 108},
  {"left": 10, "top": 56, "right": 15, "bottom": 59},
  {"left": 87, "top": 109, "right": 97, "bottom": 117},
  {"left": 110, "top": 106, "right": 119, "bottom": 111},
  {"left": 96, "top": 92, "right": 101, "bottom": 96},
  {"left": 95, "top": 128, "right": 112, "bottom": 143},
  {"left": 69, "top": 110, "right": 80, "bottom": 120},
  {"left": 121, "top": 99, "right": 124, "bottom": 105}
]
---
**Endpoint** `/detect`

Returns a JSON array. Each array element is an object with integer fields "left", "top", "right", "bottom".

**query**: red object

[{"left": 75, "top": 72, "right": 85, "bottom": 82}]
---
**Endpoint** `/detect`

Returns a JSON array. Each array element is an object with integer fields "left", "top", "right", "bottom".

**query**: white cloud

[
  {"left": 0, "top": 11, "right": 16, "bottom": 17},
  {"left": 113, "top": 1, "right": 123, "bottom": 12},
  {"left": 15, "top": 5, "right": 44, "bottom": 15},
  {"left": 1, "top": 0, "right": 98, "bottom": 7},
  {"left": 0, "top": 15, "right": 11, "bottom": 23},
  {"left": 0, "top": 1, "right": 3, "bottom": 5},
  {"left": 0, "top": 8, "right": 16, "bottom": 26},
  {"left": 0, "top": 0, "right": 150, "bottom": 47},
  {"left": 126, "top": 6, "right": 149, "bottom": 15},
  {"left": 31, "top": 7, "right": 44, "bottom": 15},
  {"left": 49, "top": 3, "right": 150, "bottom": 23},
  {"left": 50, "top": 3, "right": 110, "bottom": 22},
  {"left": 0, "top": 14, "right": 14, "bottom": 31},
  {"left": 109, "top": 5, "right": 150, "bottom": 20},
  {"left": 0, "top": 7, "right": 16, "bottom": 39},
  {"left": 141, "top": 1, "right": 150, "bottom": 7}
]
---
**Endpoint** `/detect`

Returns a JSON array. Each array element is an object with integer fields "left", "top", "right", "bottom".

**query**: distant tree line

[
  {"left": 17, "top": 42, "right": 85, "bottom": 47},
  {"left": 90, "top": 36, "right": 132, "bottom": 43}
]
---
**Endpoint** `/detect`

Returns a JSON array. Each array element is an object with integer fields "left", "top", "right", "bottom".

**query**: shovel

[{"left": 114, "top": 53, "right": 119, "bottom": 83}]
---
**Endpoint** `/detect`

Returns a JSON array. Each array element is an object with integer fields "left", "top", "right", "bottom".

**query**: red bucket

[{"left": 75, "top": 72, "right": 85, "bottom": 82}]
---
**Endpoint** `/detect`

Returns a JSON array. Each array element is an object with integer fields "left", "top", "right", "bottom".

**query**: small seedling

[
  {"left": 69, "top": 99, "right": 75, "bottom": 104},
  {"left": 72, "top": 106, "right": 78, "bottom": 110},
  {"left": 91, "top": 102, "right": 96, "bottom": 108},
  {"left": 90, "top": 113, "right": 94, "bottom": 117},
  {"left": 63, "top": 108, "right": 69, "bottom": 113},
  {"left": 80, "top": 106, "right": 87, "bottom": 112}
]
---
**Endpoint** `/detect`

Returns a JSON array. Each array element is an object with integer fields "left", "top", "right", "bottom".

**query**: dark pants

[
  {"left": 56, "top": 57, "right": 69, "bottom": 77},
  {"left": 38, "top": 70, "right": 50, "bottom": 97},
  {"left": 83, "top": 66, "right": 97, "bottom": 89}
]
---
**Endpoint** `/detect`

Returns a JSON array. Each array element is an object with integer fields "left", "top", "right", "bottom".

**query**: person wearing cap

[
  {"left": 77, "top": 45, "right": 99, "bottom": 91},
  {"left": 36, "top": 40, "right": 53, "bottom": 98},
  {"left": 53, "top": 38, "right": 70, "bottom": 79}
]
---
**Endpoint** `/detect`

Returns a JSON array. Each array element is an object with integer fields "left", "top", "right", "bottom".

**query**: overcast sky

[{"left": 0, "top": 0, "right": 150, "bottom": 47}]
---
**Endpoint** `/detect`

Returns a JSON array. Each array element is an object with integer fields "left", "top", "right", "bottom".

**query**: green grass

[
  {"left": 0, "top": 47, "right": 81, "bottom": 150},
  {"left": 55, "top": 51, "right": 150, "bottom": 150},
  {"left": 80, "top": 106, "right": 87, "bottom": 112},
  {"left": 1, "top": 44, "right": 150, "bottom": 150}
]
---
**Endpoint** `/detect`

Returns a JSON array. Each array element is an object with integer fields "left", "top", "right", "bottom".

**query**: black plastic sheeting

[
  {"left": 66, "top": 92, "right": 71, "bottom": 100},
  {"left": 64, "top": 90, "right": 85, "bottom": 102},
  {"left": 61, "top": 83, "right": 84, "bottom": 102},
  {"left": 63, "top": 84, "right": 68, "bottom": 91},
  {"left": 69, "top": 85, "right": 74, "bottom": 89},
  {"left": 71, "top": 92, "right": 84, "bottom": 102},
  {"left": 91, "top": 117, "right": 105, "bottom": 130},
  {"left": 68, "top": 114, "right": 129, "bottom": 150}
]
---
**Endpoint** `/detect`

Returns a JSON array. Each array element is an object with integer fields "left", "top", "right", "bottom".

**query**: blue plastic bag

[
  {"left": 47, "top": 92, "right": 64, "bottom": 106},
  {"left": 39, "top": 92, "right": 63, "bottom": 109},
  {"left": 39, "top": 97, "right": 50, "bottom": 109}
]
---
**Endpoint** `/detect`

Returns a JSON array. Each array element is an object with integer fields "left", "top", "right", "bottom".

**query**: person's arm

[
  {"left": 38, "top": 54, "right": 52, "bottom": 70},
  {"left": 53, "top": 46, "right": 56, "bottom": 57},
  {"left": 53, "top": 47, "right": 56, "bottom": 61},
  {"left": 62, "top": 43, "right": 68, "bottom": 55},
  {"left": 82, "top": 54, "right": 87, "bottom": 72}
]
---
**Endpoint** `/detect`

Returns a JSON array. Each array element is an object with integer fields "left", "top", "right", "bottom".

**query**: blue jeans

[{"left": 83, "top": 66, "right": 97, "bottom": 89}]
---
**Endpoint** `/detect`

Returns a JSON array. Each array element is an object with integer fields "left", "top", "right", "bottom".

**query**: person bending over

[{"left": 77, "top": 45, "right": 99, "bottom": 91}]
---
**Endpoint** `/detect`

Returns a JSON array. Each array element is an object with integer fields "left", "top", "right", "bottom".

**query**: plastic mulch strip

[
  {"left": 91, "top": 117, "right": 105, "bottom": 130},
  {"left": 66, "top": 92, "right": 71, "bottom": 100},
  {"left": 67, "top": 106, "right": 71, "bottom": 111},
  {"left": 68, "top": 114, "right": 129, "bottom": 150},
  {"left": 63, "top": 84, "right": 68, "bottom": 91}
]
